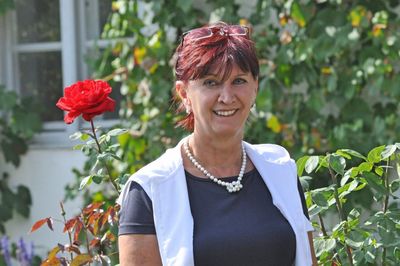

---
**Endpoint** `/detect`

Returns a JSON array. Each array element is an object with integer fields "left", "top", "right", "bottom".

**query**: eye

[
  {"left": 203, "top": 79, "right": 218, "bottom": 87},
  {"left": 233, "top": 78, "right": 247, "bottom": 85}
]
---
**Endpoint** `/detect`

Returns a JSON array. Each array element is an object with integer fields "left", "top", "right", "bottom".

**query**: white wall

[{"left": 1, "top": 148, "right": 85, "bottom": 258}]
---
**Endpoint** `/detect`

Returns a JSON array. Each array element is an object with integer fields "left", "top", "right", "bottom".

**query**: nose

[{"left": 218, "top": 84, "right": 236, "bottom": 104}]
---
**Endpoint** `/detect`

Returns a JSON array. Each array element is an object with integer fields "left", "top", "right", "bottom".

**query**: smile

[{"left": 213, "top": 109, "right": 237, "bottom": 117}]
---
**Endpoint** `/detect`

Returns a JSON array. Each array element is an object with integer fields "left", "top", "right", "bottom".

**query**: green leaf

[
  {"left": 329, "top": 154, "right": 346, "bottom": 175},
  {"left": 299, "top": 176, "right": 312, "bottom": 191},
  {"left": 356, "top": 162, "right": 373, "bottom": 173},
  {"left": 79, "top": 176, "right": 93, "bottom": 190},
  {"left": 0, "top": 204, "right": 12, "bottom": 222},
  {"left": 291, "top": 2, "right": 306, "bottom": 27},
  {"left": 374, "top": 166, "right": 384, "bottom": 176},
  {"left": 378, "top": 221, "right": 395, "bottom": 246},
  {"left": 314, "top": 238, "right": 336, "bottom": 257},
  {"left": 311, "top": 191, "right": 329, "bottom": 207},
  {"left": 73, "top": 144, "right": 85, "bottom": 150},
  {"left": 80, "top": 133, "right": 90, "bottom": 141},
  {"left": 363, "top": 172, "right": 387, "bottom": 197},
  {"left": 367, "top": 145, "right": 385, "bottom": 163},
  {"left": 364, "top": 251, "right": 375, "bottom": 263},
  {"left": 177, "top": 0, "right": 193, "bottom": 13},
  {"left": 305, "top": 156, "right": 319, "bottom": 174},
  {"left": 390, "top": 179, "right": 400, "bottom": 193},
  {"left": 70, "top": 132, "right": 83, "bottom": 140},
  {"left": 108, "top": 128, "right": 128, "bottom": 137},
  {"left": 336, "top": 149, "right": 367, "bottom": 161},
  {"left": 381, "top": 144, "right": 397, "bottom": 160},
  {"left": 0, "top": 90, "right": 17, "bottom": 110},
  {"left": 340, "top": 169, "right": 352, "bottom": 186},
  {"left": 92, "top": 175, "right": 104, "bottom": 184},
  {"left": 117, "top": 174, "right": 131, "bottom": 185},
  {"left": 296, "top": 156, "right": 309, "bottom": 176}
]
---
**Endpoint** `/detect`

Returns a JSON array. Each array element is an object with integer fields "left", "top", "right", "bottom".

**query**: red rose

[{"left": 56, "top": 80, "right": 116, "bottom": 124}]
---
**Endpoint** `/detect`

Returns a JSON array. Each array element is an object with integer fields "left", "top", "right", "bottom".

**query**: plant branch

[
  {"left": 328, "top": 166, "right": 354, "bottom": 266},
  {"left": 382, "top": 158, "right": 391, "bottom": 266},
  {"left": 81, "top": 213, "right": 92, "bottom": 265},
  {"left": 60, "top": 202, "right": 74, "bottom": 262},
  {"left": 382, "top": 159, "right": 390, "bottom": 213},
  {"left": 90, "top": 120, "right": 120, "bottom": 194},
  {"left": 318, "top": 213, "right": 328, "bottom": 237}
]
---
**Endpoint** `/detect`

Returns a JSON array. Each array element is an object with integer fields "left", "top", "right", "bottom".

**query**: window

[{"left": 0, "top": 0, "right": 116, "bottom": 146}]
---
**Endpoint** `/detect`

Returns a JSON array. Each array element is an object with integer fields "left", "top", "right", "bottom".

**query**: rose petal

[
  {"left": 56, "top": 79, "right": 115, "bottom": 125},
  {"left": 81, "top": 98, "right": 116, "bottom": 121},
  {"left": 64, "top": 110, "right": 82, "bottom": 124},
  {"left": 56, "top": 98, "right": 72, "bottom": 111},
  {"left": 83, "top": 97, "right": 116, "bottom": 114}
]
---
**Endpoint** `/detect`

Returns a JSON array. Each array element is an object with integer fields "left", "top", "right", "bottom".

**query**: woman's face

[{"left": 176, "top": 63, "right": 258, "bottom": 139}]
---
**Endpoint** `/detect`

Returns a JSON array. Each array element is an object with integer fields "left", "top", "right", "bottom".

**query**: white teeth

[{"left": 215, "top": 110, "right": 236, "bottom": 116}]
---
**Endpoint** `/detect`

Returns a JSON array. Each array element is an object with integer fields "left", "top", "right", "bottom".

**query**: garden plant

[{"left": 1, "top": 0, "right": 400, "bottom": 265}]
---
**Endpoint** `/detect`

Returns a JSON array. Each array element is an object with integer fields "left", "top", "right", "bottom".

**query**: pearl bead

[{"left": 183, "top": 139, "right": 247, "bottom": 193}]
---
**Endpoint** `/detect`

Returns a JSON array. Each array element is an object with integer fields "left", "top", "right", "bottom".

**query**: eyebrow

[{"left": 204, "top": 73, "right": 248, "bottom": 78}]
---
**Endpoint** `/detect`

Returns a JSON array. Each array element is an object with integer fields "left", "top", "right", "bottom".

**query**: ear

[{"left": 175, "top": 80, "right": 188, "bottom": 100}]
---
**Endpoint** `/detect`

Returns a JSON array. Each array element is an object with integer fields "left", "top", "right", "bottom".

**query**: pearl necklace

[{"left": 183, "top": 139, "right": 247, "bottom": 193}]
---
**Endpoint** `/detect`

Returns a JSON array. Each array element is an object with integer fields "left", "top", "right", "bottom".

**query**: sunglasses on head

[{"left": 181, "top": 24, "right": 249, "bottom": 42}]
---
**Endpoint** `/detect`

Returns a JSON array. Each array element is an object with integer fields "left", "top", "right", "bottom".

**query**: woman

[{"left": 118, "top": 22, "right": 317, "bottom": 266}]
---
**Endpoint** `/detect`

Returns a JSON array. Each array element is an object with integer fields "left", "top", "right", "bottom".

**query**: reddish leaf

[
  {"left": 87, "top": 212, "right": 102, "bottom": 227},
  {"left": 70, "top": 254, "right": 92, "bottom": 266},
  {"left": 87, "top": 224, "right": 95, "bottom": 235},
  {"left": 64, "top": 217, "right": 79, "bottom": 233},
  {"left": 101, "top": 208, "right": 110, "bottom": 226},
  {"left": 83, "top": 202, "right": 103, "bottom": 214},
  {"left": 101, "top": 231, "right": 116, "bottom": 243},
  {"left": 73, "top": 221, "right": 83, "bottom": 243},
  {"left": 90, "top": 238, "right": 101, "bottom": 248},
  {"left": 31, "top": 217, "right": 52, "bottom": 233},
  {"left": 47, "top": 218, "right": 54, "bottom": 231},
  {"left": 65, "top": 244, "right": 81, "bottom": 255}
]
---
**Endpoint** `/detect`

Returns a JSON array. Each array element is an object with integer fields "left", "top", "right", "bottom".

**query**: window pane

[
  {"left": 18, "top": 52, "right": 63, "bottom": 122},
  {"left": 15, "top": 0, "right": 60, "bottom": 43},
  {"left": 85, "top": 0, "right": 112, "bottom": 40}
]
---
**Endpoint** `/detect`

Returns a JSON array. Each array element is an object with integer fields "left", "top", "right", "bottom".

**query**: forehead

[{"left": 202, "top": 61, "right": 251, "bottom": 81}]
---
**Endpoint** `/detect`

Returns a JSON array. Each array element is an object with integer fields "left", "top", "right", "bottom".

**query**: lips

[{"left": 213, "top": 109, "right": 238, "bottom": 117}]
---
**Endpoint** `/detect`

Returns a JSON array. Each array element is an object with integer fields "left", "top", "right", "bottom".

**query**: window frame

[{"left": 0, "top": 0, "right": 119, "bottom": 148}]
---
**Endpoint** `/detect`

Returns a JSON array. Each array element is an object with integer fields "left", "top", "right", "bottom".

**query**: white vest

[{"left": 118, "top": 137, "right": 314, "bottom": 265}]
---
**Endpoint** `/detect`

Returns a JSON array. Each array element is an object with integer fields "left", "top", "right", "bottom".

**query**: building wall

[{"left": 1, "top": 148, "right": 85, "bottom": 257}]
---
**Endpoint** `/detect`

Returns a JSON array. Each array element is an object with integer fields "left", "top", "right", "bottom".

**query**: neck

[{"left": 187, "top": 133, "right": 244, "bottom": 177}]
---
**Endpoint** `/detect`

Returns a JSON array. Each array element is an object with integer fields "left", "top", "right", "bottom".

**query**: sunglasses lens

[
  {"left": 186, "top": 28, "right": 212, "bottom": 40},
  {"left": 228, "top": 25, "right": 247, "bottom": 35}
]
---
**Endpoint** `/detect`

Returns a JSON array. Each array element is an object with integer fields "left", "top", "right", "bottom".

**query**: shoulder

[
  {"left": 245, "top": 142, "right": 291, "bottom": 163},
  {"left": 117, "top": 143, "right": 184, "bottom": 205},
  {"left": 132, "top": 146, "right": 183, "bottom": 184}
]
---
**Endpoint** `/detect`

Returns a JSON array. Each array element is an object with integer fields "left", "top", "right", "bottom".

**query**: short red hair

[{"left": 174, "top": 22, "right": 259, "bottom": 131}]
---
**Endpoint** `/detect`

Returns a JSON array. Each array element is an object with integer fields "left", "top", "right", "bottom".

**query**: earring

[
  {"left": 183, "top": 99, "right": 191, "bottom": 114},
  {"left": 250, "top": 102, "right": 257, "bottom": 113},
  {"left": 185, "top": 105, "right": 191, "bottom": 114}
]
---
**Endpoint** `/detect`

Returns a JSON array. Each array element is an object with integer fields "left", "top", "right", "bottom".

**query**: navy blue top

[{"left": 119, "top": 169, "right": 310, "bottom": 266}]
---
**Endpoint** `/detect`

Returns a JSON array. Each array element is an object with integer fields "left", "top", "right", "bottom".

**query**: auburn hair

[{"left": 173, "top": 22, "right": 259, "bottom": 131}]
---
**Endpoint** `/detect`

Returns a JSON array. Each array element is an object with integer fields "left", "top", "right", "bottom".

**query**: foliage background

[
  {"left": 1, "top": 0, "right": 400, "bottom": 265},
  {"left": 90, "top": 0, "right": 400, "bottom": 168},
  {"left": 70, "top": 0, "right": 400, "bottom": 201},
  {"left": 65, "top": 0, "right": 400, "bottom": 264}
]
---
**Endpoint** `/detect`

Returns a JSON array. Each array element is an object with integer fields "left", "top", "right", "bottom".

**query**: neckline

[{"left": 185, "top": 168, "right": 258, "bottom": 182}]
